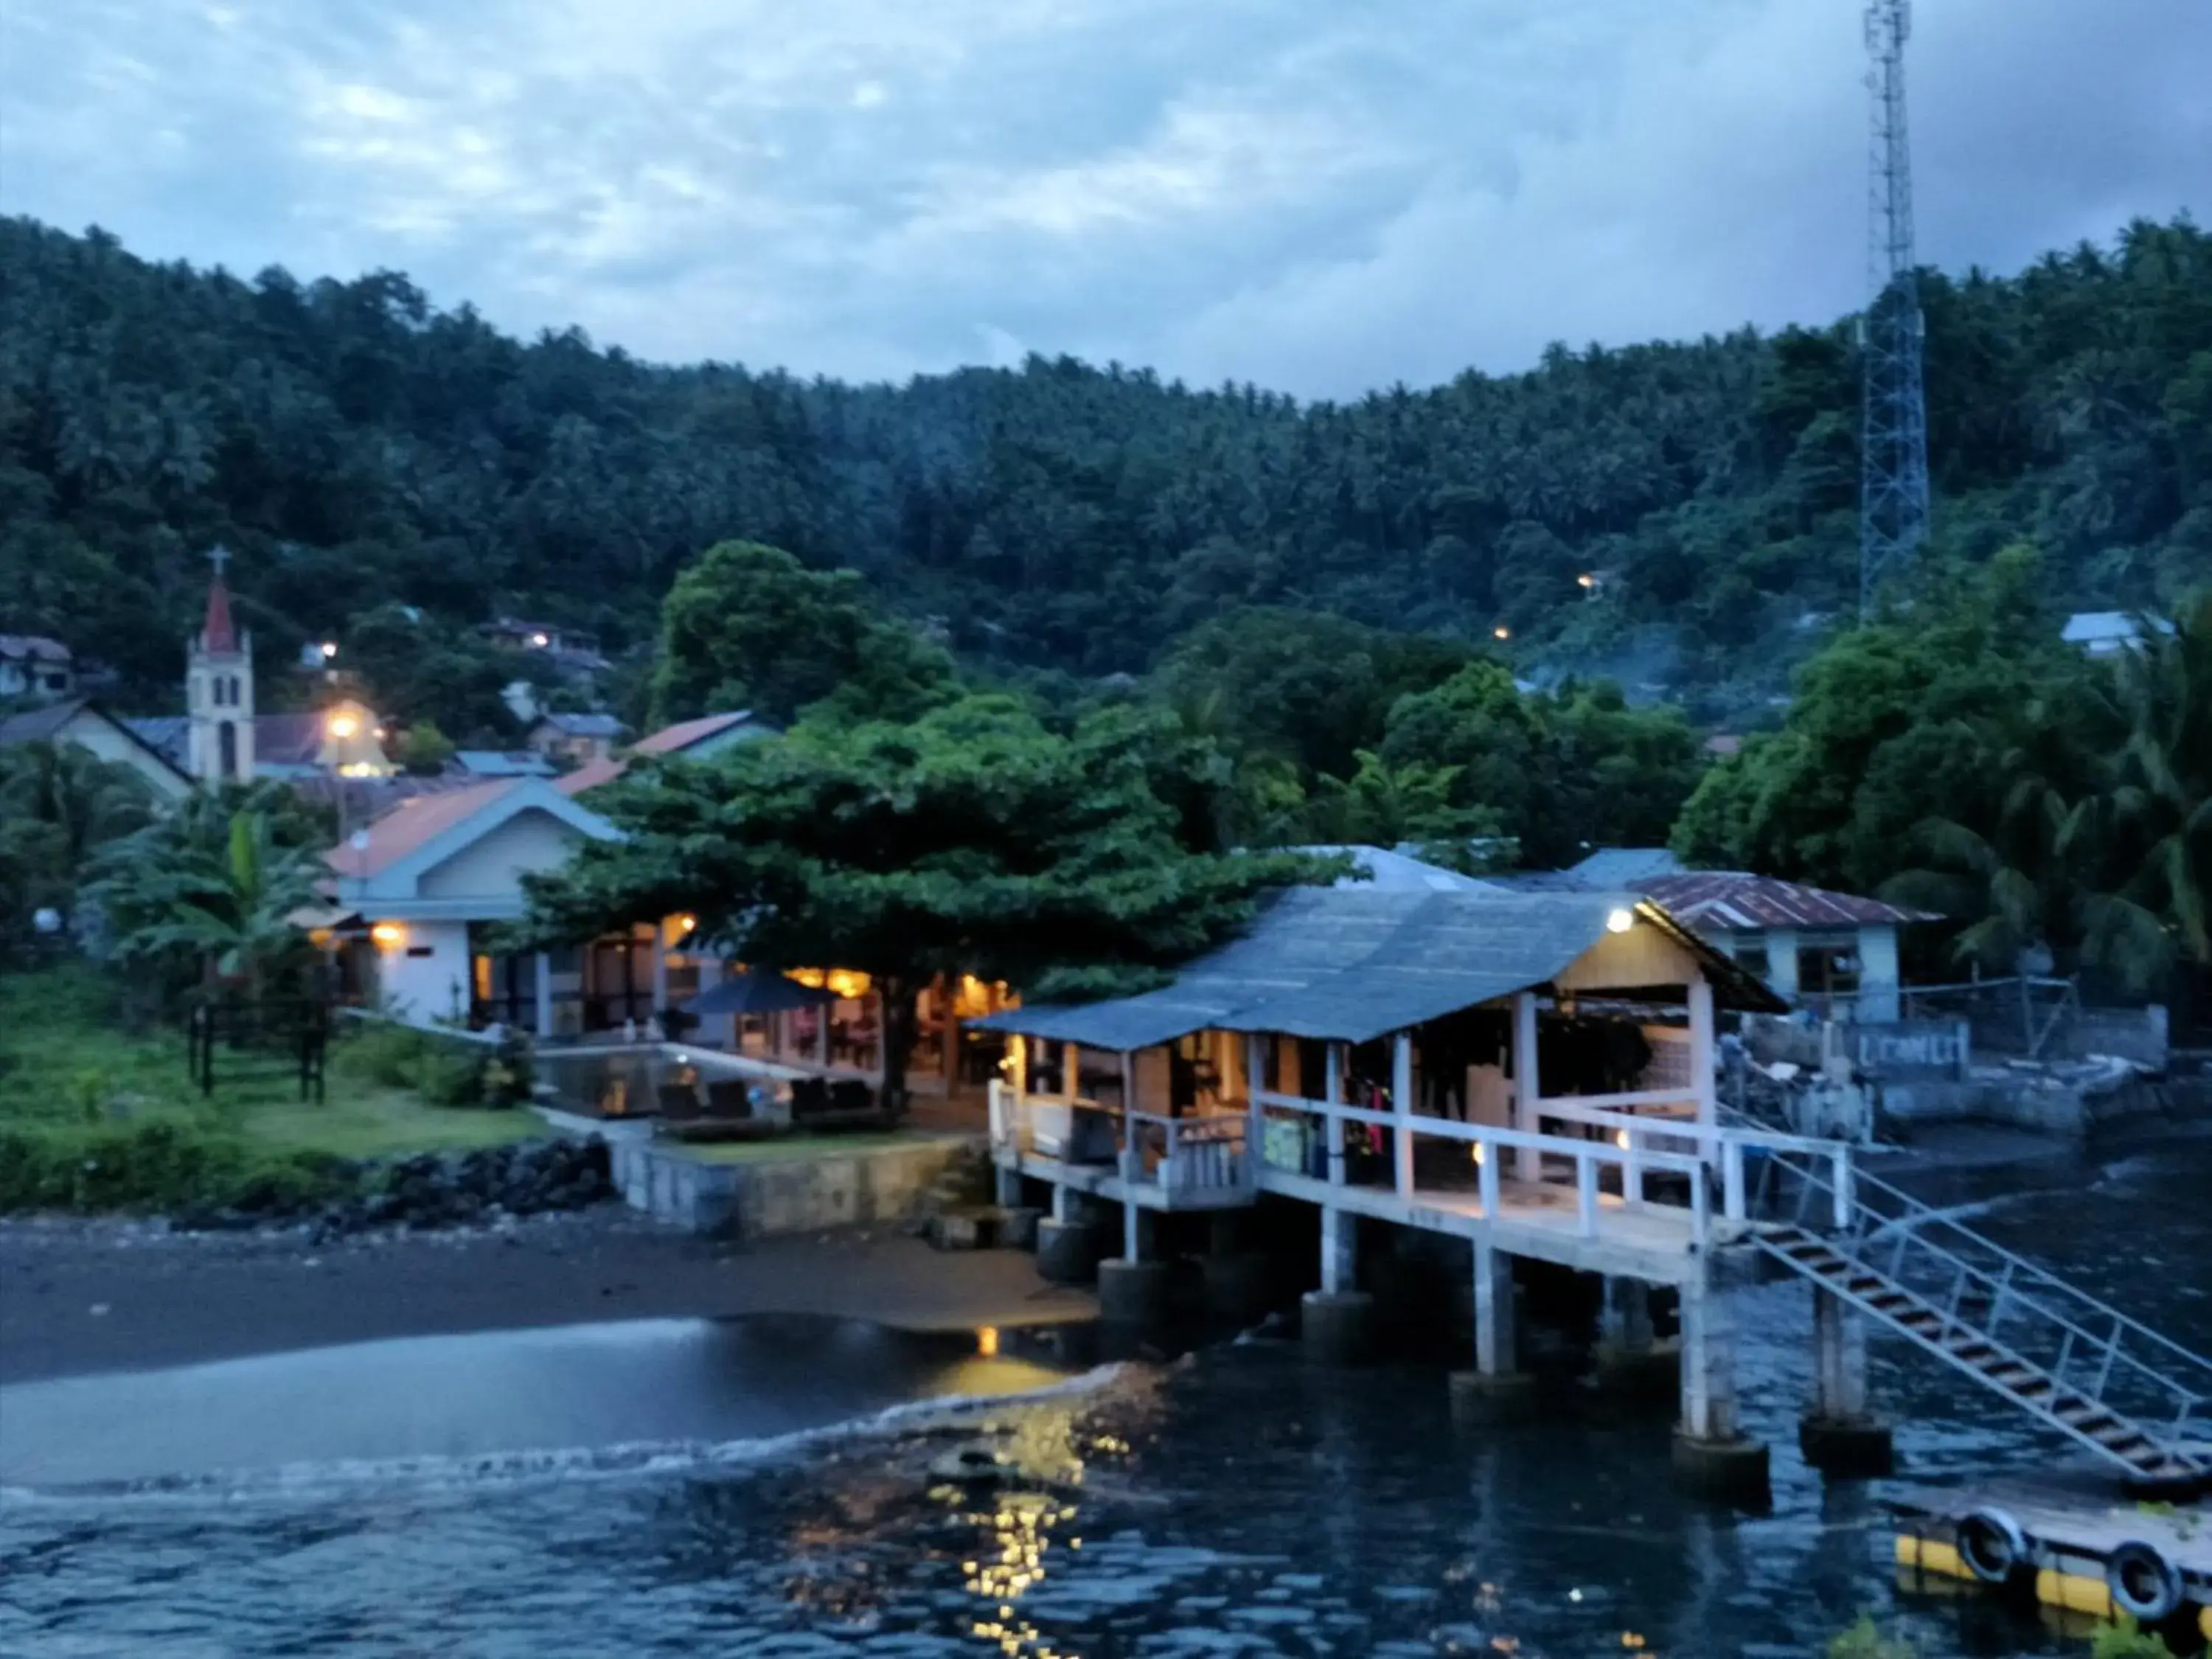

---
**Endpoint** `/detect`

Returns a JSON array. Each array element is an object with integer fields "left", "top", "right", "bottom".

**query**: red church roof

[{"left": 202, "top": 571, "right": 238, "bottom": 653}]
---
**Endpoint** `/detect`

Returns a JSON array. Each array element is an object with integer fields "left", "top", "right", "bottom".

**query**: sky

[{"left": 4, "top": 0, "right": 2207, "bottom": 400}]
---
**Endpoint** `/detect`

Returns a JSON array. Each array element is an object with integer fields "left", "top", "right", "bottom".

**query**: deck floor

[{"left": 1001, "top": 1147, "right": 1735, "bottom": 1284}]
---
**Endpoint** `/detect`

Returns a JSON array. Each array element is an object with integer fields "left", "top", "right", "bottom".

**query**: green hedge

[
  {"left": 0, "top": 1119, "right": 353, "bottom": 1214},
  {"left": 329, "top": 1020, "right": 532, "bottom": 1107}
]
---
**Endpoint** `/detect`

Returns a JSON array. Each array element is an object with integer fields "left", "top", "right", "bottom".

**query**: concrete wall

[
  {"left": 610, "top": 1135, "right": 978, "bottom": 1238},
  {"left": 373, "top": 919, "right": 472, "bottom": 1024},
  {"left": 417, "top": 808, "right": 585, "bottom": 902}
]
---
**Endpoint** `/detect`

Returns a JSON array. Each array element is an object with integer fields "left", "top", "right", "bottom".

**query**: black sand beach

[{"left": 0, "top": 1211, "right": 1096, "bottom": 1383}]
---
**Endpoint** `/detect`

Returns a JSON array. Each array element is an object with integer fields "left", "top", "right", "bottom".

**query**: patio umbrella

[{"left": 682, "top": 970, "right": 835, "bottom": 1018}]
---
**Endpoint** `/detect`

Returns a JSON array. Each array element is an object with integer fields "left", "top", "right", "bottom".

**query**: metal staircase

[{"left": 1745, "top": 1139, "right": 2212, "bottom": 1487}]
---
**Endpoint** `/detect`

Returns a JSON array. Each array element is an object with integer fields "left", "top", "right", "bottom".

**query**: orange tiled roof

[{"left": 325, "top": 779, "right": 520, "bottom": 880}]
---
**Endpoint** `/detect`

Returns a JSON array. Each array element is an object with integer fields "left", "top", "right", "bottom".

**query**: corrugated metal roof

[
  {"left": 975, "top": 886, "right": 1781, "bottom": 1051},
  {"left": 1294, "top": 845, "right": 1486, "bottom": 891},
  {"left": 633, "top": 711, "right": 759, "bottom": 755},
  {"left": 1638, "top": 872, "right": 1937, "bottom": 930},
  {"left": 1568, "top": 847, "right": 1683, "bottom": 886}
]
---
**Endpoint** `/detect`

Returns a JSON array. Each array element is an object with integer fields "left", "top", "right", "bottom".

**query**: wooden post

[
  {"left": 1392, "top": 1031, "right": 1415, "bottom": 1200},
  {"left": 1064, "top": 1042, "right": 1082, "bottom": 1102},
  {"left": 1689, "top": 975, "right": 1717, "bottom": 1155},
  {"left": 1324, "top": 1040, "right": 1346, "bottom": 1186},
  {"left": 1120, "top": 1048, "right": 1140, "bottom": 1255},
  {"left": 1512, "top": 992, "right": 1540, "bottom": 1183},
  {"left": 1010, "top": 1034, "right": 1028, "bottom": 1099},
  {"left": 650, "top": 927, "right": 669, "bottom": 1024},
  {"left": 533, "top": 951, "right": 553, "bottom": 1039},
  {"left": 1245, "top": 1032, "right": 1266, "bottom": 1185}
]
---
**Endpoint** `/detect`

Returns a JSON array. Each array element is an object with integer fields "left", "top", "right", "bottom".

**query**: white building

[
  {"left": 0, "top": 634, "right": 74, "bottom": 700},
  {"left": 2062, "top": 611, "right": 2174, "bottom": 658},
  {"left": 327, "top": 777, "right": 623, "bottom": 1029}
]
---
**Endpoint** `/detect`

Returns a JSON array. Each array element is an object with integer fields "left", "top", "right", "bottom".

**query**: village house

[
  {"left": 526, "top": 711, "right": 624, "bottom": 767},
  {"left": 1487, "top": 849, "right": 1937, "bottom": 1024},
  {"left": 0, "top": 633, "right": 74, "bottom": 700},
  {"left": 0, "top": 698, "right": 194, "bottom": 800},
  {"left": 321, "top": 776, "right": 626, "bottom": 1030}
]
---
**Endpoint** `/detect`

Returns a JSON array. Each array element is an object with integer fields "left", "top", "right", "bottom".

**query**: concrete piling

[
  {"left": 1672, "top": 1259, "right": 1770, "bottom": 1503},
  {"left": 1799, "top": 1286, "right": 1893, "bottom": 1477}
]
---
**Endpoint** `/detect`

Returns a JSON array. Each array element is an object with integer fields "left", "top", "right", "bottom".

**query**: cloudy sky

[{"left": 5, "top": 0, "right": 2206, "bottom": 398}]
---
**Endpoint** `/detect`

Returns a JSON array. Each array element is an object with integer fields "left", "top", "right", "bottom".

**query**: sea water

[{"left": 3, "top": 1130, "right": 2207, "bottom": 1658}]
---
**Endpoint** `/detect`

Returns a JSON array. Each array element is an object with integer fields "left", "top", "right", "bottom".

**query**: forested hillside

[{"left": 2, "top": 214, "right": 2207, "bottom": 724}]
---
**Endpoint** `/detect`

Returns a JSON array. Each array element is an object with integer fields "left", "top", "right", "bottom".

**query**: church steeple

[
  {"left": 187, "top": 545, "right": 254, "bottom": 785},
  {"left": 200, "top": 544, "right": 238, "bottom": 653}
]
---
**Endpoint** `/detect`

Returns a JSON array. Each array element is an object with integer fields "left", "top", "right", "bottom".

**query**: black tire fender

[
  {"left": 2106, "top": 1540, "right": 2184, "bottom": 1624},
  {"left": 1955, "top": 1507, "right": 2029, "bottom": 1585}
]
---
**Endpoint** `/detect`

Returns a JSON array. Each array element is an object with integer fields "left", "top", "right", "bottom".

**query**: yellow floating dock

[{"left": 1893, "top": 1483, "right": 2212, "bottom": 1646}]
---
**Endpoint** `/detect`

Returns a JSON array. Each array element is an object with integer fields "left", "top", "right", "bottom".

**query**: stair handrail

[
  {"left": 1754, "top": 1139, "right": 2211, "bottom": 1438},
  {"left": 1717, "top": 1104, "right": 2212, "bottom": 1392}
]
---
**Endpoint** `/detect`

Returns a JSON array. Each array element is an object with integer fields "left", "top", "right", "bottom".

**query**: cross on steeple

[{"left": 207, "top": 544, "right": 232, "bottom": 576}]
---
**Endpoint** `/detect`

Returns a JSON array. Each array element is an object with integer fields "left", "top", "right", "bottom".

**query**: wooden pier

[{"left": 974, "top": 886, "right": 2212, "bottom": 1503}]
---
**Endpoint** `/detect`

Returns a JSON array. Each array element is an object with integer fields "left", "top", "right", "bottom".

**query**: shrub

[
  {"left": 330, "top": 1020, "right": 436, "bottom": 1090},
  {"left": 0, "top": 1120, "right": 352, "bottom": 1214},
  {"left": 1828, "top": 1617, "right": 1917, "bottom": 1659},
  {"left": 331, "top": 1019, "right": 517, "bottom": 1108},
  {"left": 2092, "top": 1619, "right": 2175, "bottom": 1659}
]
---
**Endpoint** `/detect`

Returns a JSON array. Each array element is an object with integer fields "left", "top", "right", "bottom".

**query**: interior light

[
  {"left": 1614, "top": 1129, "right": 1631, "bottom": 1150},
  {"left": 977, "top": 1326, "right": 1000, "bottom": 1357},
  {"left": 1607, "top": 907, "right": 1635, "bottom": 933},
  {"left": 327, "top": 712, "right": 359, "bottom": 739},
  {"left": 370, "top": 922, "right": 405, "bottom": 948},
  {"left": 674, "top": 914, "right": 698, "bottom": 936},
  {"left": 1577, "top": 574, "right": 1597, "bottom": 590},
  {"left": 529, "top": 632, "right": 550, "bottom": 647},
  {"left": 319, "top": 641, "right": 338, "bottom": 658}
]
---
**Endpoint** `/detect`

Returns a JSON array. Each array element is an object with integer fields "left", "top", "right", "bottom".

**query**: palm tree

[
  {"left": 2087, "top": 594, "right": 2212, "bottom": 994},
  {"left": 91, "top": 809, "right": 327, "bottom": 997}
]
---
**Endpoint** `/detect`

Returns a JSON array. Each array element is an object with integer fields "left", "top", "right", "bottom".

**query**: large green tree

[
  {"left": 649, "top": 540, "right": 958, "bottom": 728},
  {"left": 518, "top": 694, "right": 1337, "bottom": 1114}
]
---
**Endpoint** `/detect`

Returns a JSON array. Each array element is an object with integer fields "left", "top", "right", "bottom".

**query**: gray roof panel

[{"left": 976, "top": 886, "right": 1782, "bottom": 1050}]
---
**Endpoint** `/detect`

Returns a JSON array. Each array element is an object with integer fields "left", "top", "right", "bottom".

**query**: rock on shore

[{"left": 173, "top": 1138, "right": 616, "bottom": 1239}]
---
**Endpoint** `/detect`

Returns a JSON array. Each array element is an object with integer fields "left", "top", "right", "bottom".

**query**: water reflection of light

[{"left": 961, "top": 1489, "right": 1079, "bottom": 1659}]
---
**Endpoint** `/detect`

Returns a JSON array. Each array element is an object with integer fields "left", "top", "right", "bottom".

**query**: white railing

[
  {"left": 988, "top": 1082, "right": 1253, "bottom": 1203},
  {"left": 1250, "top": 1087, "right": 1712, "bottom": 1243},
  {"left": 1534, "top": 1096, "right": 1857, "bottom": 1229}
]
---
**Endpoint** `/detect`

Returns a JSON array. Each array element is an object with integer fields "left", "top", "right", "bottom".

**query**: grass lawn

[
  {"left": 241, "top": 1090, "right": 543, "bottom": 1160},
  {"left": 681, "top": 1131, "right": 956, "bottom": 1164},
  {"left": 0, "top": 967, "right": 540, "bottom": 1163}
]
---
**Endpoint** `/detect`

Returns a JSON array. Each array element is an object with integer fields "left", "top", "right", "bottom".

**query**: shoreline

[{"left": 0, "top": 1209, "right": 1095, "bottom": 1385}]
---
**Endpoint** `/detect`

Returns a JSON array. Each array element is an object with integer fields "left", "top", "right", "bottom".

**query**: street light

[
  {"left": 319, "top": 641, "right": 338, "bottom": 659},
  {"left": 1492, "top": 625, "right": 1511, "bottom": 641}
]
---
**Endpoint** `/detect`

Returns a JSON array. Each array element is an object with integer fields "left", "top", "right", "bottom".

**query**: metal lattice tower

[{"left": 1859, "top": 0, "right": 1931, "bottom": 616}]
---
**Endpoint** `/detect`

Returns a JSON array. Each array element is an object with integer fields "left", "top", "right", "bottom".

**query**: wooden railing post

[
  {"left": 1832, "top": 1144, "right": 1854, "bottom": 1230},
  {"left": 1391, "top": 1030, "right": 1414, "bottom": 1200},
  {"left": 1478, "top": 1135, "right": 1501, "bottom": 1217},
  {"left": 1623, "top": 1129, "right": 1644, "bottom": 1209},
  {"left": 1245, "top": 1032, "right": 1265, "bottom": 1184},
  {"left": 1324, "top": 1041, "right": 1346, "bottom": 1187},
  {"left": 1512, "top": 992, "right": 1540, "bottom": 1183},
  {"left": 1722, "top": 1138, "right": 1746, "bottom": 1222},
  {"left": 1576, "top": 1153, "right": 1599, "bottom": 1238}
]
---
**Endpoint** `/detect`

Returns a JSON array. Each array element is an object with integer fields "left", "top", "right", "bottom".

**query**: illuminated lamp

[
  {"left": 370, "top": 922, "right": 405, "bottom": 948},
  {"left": 1606, "top": 907, "right": 1635, "bottom": 933}
]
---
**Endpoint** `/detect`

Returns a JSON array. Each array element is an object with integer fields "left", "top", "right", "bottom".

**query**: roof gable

[{"left": 330, "top": 777, "right": 622, "bottom": 902}]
